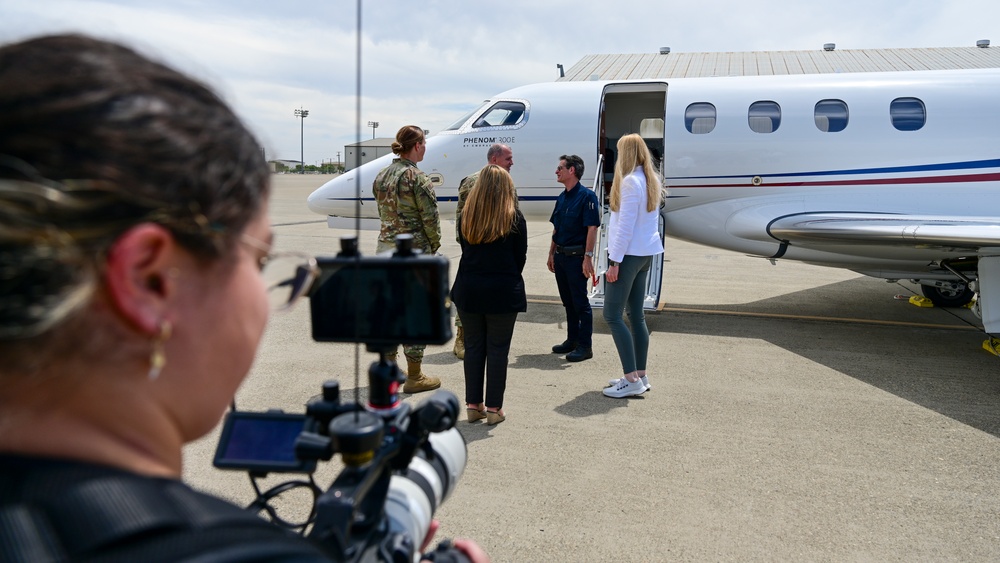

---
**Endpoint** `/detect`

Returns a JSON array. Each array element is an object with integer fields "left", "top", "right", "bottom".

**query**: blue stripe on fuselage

[{"left": 669, "top": 158, "right": 1000, "bottom": 181}]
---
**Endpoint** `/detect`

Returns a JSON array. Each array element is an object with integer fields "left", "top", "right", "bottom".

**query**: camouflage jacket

[
  {"left": 373, "top": 158, "right": 441, "bottom": 254},
  {"left": 455, "top": 171, "right": 479, "bottom": 243}
]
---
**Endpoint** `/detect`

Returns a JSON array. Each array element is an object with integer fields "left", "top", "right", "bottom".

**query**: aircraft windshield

[
  {"left": 472, "top": 101, "right": 526, "bottom": 128},
  {"left": 443, "top": 102, "right": 490, "bottom": 131}
]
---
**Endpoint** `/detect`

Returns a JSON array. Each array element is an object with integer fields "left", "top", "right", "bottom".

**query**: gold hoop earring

[{"left": 148, "top": 320, "right": 172, "bottom": 380}]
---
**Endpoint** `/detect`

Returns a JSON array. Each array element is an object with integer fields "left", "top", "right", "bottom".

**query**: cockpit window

[
  {"left": 444, "top": 102, "right": 489, "bottom": 131},
  {"left": 472, "top": 101, "right": 527, "bottom": 128}
]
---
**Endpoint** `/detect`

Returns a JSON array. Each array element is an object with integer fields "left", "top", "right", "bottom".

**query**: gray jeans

[{"left": 602, "top": 254, "right": 653, "bottom": 374}]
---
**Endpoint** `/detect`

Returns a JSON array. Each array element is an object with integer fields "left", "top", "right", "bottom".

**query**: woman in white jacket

[{"left": 602, "top": 133, "right": 664, "bottom": 398}]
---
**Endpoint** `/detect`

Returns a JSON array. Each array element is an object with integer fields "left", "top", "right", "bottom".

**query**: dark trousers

[
  {"left": 459, "top": 309, "right": 518, "bottom": 409},
  {"left": 553, "top": 253, "right": 592, "bottom": 348}
]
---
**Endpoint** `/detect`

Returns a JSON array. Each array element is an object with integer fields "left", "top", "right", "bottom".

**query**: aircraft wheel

[{"left": 920, "top": 283, "right": 974, "bottom": 307}]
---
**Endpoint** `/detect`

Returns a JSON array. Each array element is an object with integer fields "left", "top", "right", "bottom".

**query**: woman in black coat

[{"left": 451, "top": 164, "right": 527, "bottom": 425}]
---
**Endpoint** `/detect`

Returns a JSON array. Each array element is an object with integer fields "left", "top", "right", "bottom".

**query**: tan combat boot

[
  {"left": 404, "top": 360, "right": 441, "bottom": 393},
  {"left": 453, "top": 325, "right": 465, "bottom": 360}
]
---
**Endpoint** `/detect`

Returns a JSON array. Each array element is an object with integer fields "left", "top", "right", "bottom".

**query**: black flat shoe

[
  {"left": 552, "top": 340, "right": 578, "bottom": 354},
  {"left": 566, "top": 347, "right": 593, "bottom": 362}
]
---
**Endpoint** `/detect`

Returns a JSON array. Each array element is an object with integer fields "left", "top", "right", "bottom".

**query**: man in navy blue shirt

[{"left": 546, "top": 154, "right": 601, "bottom": 362}]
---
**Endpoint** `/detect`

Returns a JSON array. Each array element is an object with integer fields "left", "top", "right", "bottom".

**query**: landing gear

[{"left": 920, "top": 283, "right": 974, "bottom": 308}]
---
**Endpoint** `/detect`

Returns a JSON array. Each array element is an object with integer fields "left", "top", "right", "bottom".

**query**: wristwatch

[
  {"left": 584, "top": 251, "right": 594, "bottom": 257},
  {"left": 608, "top": 259, "right": 618, "bottom": 267}
]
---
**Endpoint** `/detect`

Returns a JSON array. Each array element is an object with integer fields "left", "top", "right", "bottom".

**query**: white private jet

[{"left": 307, "top": 63, "right": 1000, "bottom": 334}]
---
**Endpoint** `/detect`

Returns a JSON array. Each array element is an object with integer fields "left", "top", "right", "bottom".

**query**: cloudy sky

[{"left": 2, "top": 0, "right": 997, "bottom": 165}]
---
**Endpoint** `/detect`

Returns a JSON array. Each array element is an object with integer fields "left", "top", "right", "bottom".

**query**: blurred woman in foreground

[
  {"left": 451, "top": 164, "right": 527, "bottom": 425},
  {"left": 0, "top": 34, "right": 486, "bottom": 562}
]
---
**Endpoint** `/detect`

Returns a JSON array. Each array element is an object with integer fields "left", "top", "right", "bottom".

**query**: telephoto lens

[{"left": 384, "top": 427, "right": 467, "bottom": 554}]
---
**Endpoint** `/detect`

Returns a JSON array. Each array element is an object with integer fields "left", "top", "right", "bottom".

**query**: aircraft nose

[
  {"left": 306, "top": 182, "right": 327, "bottom": 213},
  {"left": 307, "top": 176, "right": 348, "bottom": 215},
  {"left": 306, "top": 173, "right": 378, "bottom": 220}
]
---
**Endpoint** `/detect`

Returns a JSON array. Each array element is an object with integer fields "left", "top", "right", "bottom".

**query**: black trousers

[
  {"left": 553, "top": 252, "right": 592, "bottom": 348},
  {"left": 458, "top": 309, "right": 518, "bottom": 409}
]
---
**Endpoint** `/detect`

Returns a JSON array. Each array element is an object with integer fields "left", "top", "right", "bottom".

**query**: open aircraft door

[{"left": 588, "top": 82, "right": 667, "bottom": 311}]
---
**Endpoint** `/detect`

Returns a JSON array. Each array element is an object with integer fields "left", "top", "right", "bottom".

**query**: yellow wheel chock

[{"left": 908, "top": 295, "right": 935, "bottom": 308}]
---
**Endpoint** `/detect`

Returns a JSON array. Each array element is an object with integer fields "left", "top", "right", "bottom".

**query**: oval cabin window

[
  {"left": 815, "top": 99, "right": 849, "bottom": 132},
  {"left": 748, "top": 101, "right": 781, "bottom": 133},
  {"left": 684, "top": 102, "right": 716, "bottom": 134},
  {"left": 890, "top": 97, "right": 926, "bottom": 131}
]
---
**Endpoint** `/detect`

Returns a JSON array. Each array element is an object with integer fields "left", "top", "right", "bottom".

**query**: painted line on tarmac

[
  {"left": 274, "top": 220, "right": 328, "bottom": 227},
  {"left": 525, "top": 298, "right": 980, "bottom": 331}
]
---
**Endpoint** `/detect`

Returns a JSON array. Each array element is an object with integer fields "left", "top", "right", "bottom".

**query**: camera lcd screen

[
  {"left": 213, "top": 411, "right": 315, "bottom": 473},
  {"left": 309, "top": 255, "right": 450, "bottom": 346}
]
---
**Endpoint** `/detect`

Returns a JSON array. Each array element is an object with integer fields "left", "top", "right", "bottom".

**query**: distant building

[
  {"left": 345, "top": 138, "right": 393, "bottom": 171},
  {"left": 268, "top": 159, "right": 302, "bottom": 173}
]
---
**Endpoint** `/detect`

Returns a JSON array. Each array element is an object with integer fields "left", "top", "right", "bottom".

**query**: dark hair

[
  {"left": 559, "top": 154, "right": 585, "bottom": 180},
  {"left": 0, "top": 34, "right": 269, "bottom": 345},
  {"left": 390, "top": 125, "right": 425, "bottom": 155}
]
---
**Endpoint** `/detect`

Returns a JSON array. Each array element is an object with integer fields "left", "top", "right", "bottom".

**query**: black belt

[{"left": 555, "top": 245, "right": 585, "bottom": 256}]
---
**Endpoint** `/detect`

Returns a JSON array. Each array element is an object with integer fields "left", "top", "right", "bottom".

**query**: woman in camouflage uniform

[{"left": 372, "top": 125, "right": 442, "bottom": 393}]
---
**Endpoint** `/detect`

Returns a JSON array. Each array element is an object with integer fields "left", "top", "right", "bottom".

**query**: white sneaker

[
  {"left": 606, "top": 375, "right": 650, "bottom": 391},
  {"left": 603, "top": 377, "right": 646, "bottom": 398}
]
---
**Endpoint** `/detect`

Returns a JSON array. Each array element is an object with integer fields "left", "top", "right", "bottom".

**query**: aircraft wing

[
  {"left": 770, "top": 212, "right": 1000, "bottom": 335},
  {"left": 768, "top": 213, "right": 1000, "bottom": 250}
]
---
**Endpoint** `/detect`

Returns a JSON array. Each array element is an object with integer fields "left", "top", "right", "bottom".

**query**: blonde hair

[
  {"left": 460, "top": 164, "right": 518, "bottom": 244},
  {"left": 610, "top": 133, "right": 662, "bottom": 212}
]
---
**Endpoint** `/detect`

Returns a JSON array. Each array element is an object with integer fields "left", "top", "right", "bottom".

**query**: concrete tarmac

[{"left": 184, "top": 174, "right": 1000, "bottom": 562}]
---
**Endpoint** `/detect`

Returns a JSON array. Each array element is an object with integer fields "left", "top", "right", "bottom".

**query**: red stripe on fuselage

[{"left": 673, "top": 172, "right": 1000, "bottom": 189}]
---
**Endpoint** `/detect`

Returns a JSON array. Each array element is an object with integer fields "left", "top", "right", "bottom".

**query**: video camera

[{"left": 213, "top": 235, "right": 468, "bottom": 563}]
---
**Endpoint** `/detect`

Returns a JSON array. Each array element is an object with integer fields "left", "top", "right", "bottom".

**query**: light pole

[
  {"left": 295, "top": 107, "right": 309, "bottom": 173},
  {"left": 367, "top": 120, "right": 379, "bottom": 140},
  {"left": 336, "top": 151, "right": 341, "bottom": 171}
]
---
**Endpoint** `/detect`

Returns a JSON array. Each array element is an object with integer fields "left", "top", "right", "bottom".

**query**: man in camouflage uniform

[
  {"left": 453, "top": 144, "right": 514, "bottom": 360},
  {"left": 373, "top": 150, "right": 442, "bottom": 393}
]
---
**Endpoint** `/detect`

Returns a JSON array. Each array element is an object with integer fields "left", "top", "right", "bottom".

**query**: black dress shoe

[
  {"left": 566, "top": 346, "right": 593, "bottom": 362},
  {"left": 551, "top": 340, "right": 578, "bottom": 354}
]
